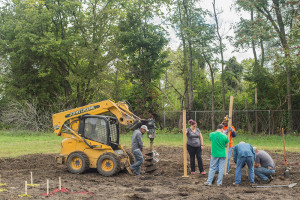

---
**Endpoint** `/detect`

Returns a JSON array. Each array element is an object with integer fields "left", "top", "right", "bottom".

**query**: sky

[{"left": 163, "top": 0, "right": 253, "bottom": 63}]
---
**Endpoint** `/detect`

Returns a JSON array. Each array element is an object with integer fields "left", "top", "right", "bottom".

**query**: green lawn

[{"left": 0, "top": 130, "right": 299, "bottom": 158}]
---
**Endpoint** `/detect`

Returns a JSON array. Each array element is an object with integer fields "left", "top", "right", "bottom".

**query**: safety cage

[{"left": 78, "top": 115, "right": 120, "bottom": 149}]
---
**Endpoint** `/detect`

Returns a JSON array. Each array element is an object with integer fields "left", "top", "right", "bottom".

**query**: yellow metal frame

[{"left": 52, "top": 100, "right": 141, "bottom": 171}]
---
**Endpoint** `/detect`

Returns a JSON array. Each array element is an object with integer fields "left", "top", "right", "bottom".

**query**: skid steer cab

[{"left": 56, "top": 115, "right": 135, "bottom": 176}]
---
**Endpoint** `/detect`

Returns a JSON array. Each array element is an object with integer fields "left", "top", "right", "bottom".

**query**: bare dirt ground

[{"left": 0, "top": 146, "right": 299, "bottom": 200}]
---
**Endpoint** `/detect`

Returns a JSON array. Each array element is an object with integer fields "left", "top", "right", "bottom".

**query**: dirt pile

[{"left": 0, "top": 147, "right": 299, "bottom": 199}]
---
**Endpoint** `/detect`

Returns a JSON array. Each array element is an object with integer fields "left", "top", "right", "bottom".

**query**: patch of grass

[
  {"left": 0, "top": 130, "right": 63, "bottom": 157},
  {"left": 0, "top": 130, "right": 299, "bottom": 158},
  {"left": 120, "top": 130, "right": 300, "bottom": 153}
]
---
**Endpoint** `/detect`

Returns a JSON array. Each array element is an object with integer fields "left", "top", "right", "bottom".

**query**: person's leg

[
  {"left": 227, "top": 147, "right": 233, "bottom": 173},
  {"left": 187, "top": 145, "right": 196, "bottom": 173},
  {"left": 195, "top": 147, "right": 204, "bottom": 173},
  {"left": 235, "top": 157, "right": 245, "bottom": 184},
  {"left": 130, "top": 149, "right": 144, "bottom": 175},
  {"left": 257, "top": 168, "right": 275, "bottom": 179},
  {"left": 246, "top": 157, "right": 255, "bottom": 183},
  {"left": 217, "top": 157, "right": 226, "bottom": 185},
  {"left": 254, "top": 167, "right": 269, "bottom": 181},
  {"left": 206, "top": 156, "right": 218, "bottom": 184}
]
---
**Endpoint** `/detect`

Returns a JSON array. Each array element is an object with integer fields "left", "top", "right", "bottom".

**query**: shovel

[
  {"left": 282, "top": 128, "right": 289, "bottom": 178},
  {"left": 252, "top": 183, "right": 297, "bottom": 188}
]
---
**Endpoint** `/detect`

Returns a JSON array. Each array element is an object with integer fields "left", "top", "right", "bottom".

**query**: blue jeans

[
  {"left": 235, "top": 156, "right": 254, "bottom": 184},
  {"left": 206, "top": 156, "right": 226, "bottom": 185},
  {"left": 254, "top": 167, "right": 275, "bottom": 181},
  {"left": 216, "top": 147, "right": 232, "bottom": 173},
  {"left": 130, "top": 149, "right": 144, "bottom": 175}
]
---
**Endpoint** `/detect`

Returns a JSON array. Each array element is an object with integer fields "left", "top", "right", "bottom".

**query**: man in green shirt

[{"left": 204, "top": 124, "right": 229, "bottom": 186}]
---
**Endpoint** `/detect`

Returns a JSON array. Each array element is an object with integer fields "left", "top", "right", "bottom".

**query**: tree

[
  {"left": 117, "top": 0, "right": 170, "bottom": 118},
  {"left": 236, "top": 0, "right": 299, "bottom": 130}
]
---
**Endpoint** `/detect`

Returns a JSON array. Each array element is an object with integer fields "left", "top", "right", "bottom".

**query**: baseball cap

[{"left": 141, "top": 125, "right": 149, "bottom": 132}]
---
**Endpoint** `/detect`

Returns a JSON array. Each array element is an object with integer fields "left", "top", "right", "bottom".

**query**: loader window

[{"left": 84, "top": 118, "right": 108, "bottom": 144}]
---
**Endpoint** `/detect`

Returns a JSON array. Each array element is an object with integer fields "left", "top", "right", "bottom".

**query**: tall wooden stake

[
  {"left": 47, "top": 179, "right": 49, "bottom": 195},
  {"left": 224, "top": 96, "right": 234, "bottom": 175},
  {"left": 30, "top": 172, "right": 33, "bottom": 185},
  {"left": 182, "top": 110, "right": 188, "bottom": 177},
  {"left": 25, "top": 181, "right": 27, "bottom": 195},
  {"left": 59, "top": 177, "right": 61, "bottom": 190}
]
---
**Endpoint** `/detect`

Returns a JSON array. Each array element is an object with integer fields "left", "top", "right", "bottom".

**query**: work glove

[
  {"left": 224, "top": 129, "right": 229, "bottom": 134},
  {"left": 229, "top": 126, "right": 237, "bottom": 137}
]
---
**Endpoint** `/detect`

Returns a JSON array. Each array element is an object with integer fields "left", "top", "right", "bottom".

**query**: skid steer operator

[{"left": 127, "top": 125, "right": 149, "bottom": 175}]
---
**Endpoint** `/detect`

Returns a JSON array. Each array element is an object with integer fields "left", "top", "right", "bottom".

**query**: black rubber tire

[
  {"left": 97, "top": 152, "right": 120, "bottom": 177},
  {"left": 66, "top": 151, "right": 90, "bottom": 174},
  {"left": 126, "top": 150, "right": 136, "bottom": 165}
]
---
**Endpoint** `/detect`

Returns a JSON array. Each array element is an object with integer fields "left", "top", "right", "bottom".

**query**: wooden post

[
  {"left": 30, "top": 172, "right": 33, "bottom": 185},
  {"left": 25, "top": 181, "right": 27, "bottom": 195},
  {"left": 47, "top": 179, "right": 49, "bottom": 195},
  {"left": 59, "top": 177, "right": 61, "bottom": 190},
  {"left": 224, "top": 96, "right": 234, "bottom": 175},
  {"left": 182, "top": 110, "right": 188, "bottom": 177}
]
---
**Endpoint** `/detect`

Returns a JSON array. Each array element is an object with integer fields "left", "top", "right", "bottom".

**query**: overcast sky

[{"left": 164, "top": 0, "right": 252, "bottom": 63}]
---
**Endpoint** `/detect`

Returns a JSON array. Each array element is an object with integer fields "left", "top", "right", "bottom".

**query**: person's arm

[
  {"left": 137, "top": 132, "right": 143, "bottom": 150},
  {"left": 233, "top": 146, "right": 238, "bottom": 164},
  {"left": 229, "top": 126, "right": 237, "bottom": 137},
  {"left": 254, "top": 155, "right": 260, "bottom": 167},
  {"left": 186, "top": 128, "right": 190, "bottom": 137},
  {"left": 225, "top": 135, "right": 229, "bottom": 147},
  {"left": 251, "top": 146, "right": 256, "bottom": 161},
  {"left": 199, "top": 131, "right": 204, "bottom": 149}
]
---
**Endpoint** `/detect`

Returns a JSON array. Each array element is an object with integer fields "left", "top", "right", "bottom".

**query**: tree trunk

[
  {"left": 203, "top": 54, "right": 215, "bottom": 130},
  {"left": 245, "top": 99, "right": 252, "bottom": 132},
  {"left": 188, "top": 40, "right": 193, "bottom": 114},
  {"left": 179, "top": 3, "right": 189, "bottom": 111},
  {"left": 212, "top": 0, "right": 225, "bottom": 111}
]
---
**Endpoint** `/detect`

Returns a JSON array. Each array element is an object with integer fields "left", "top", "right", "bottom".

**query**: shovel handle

[{"left": 253, "top": 185, "right": 287, "bottom": 188}]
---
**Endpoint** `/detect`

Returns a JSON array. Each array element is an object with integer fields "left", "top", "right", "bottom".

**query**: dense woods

[{"left": 0, "top": 0, "right": 299, "bottom": 133}]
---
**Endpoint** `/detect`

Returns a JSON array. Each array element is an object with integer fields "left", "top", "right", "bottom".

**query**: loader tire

[
  {"left": 126, "top": 150, "right": 136, "bottom": 165},
  {"left": 66, "top": 152, "right": 90, "bottom": 174},
  {"left": 97, "top": 153, "right": 120, "bottom": 176}
]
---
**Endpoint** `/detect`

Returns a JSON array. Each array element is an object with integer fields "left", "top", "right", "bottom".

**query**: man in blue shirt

[{"left": 233, "top": 142, "right": 256, "bottom": 186}]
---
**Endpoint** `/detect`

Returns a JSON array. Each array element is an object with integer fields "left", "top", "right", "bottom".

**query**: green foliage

[
  {"left": 117, "top": 0, "right": 170, "bottom": 118},
  {"left": 0, "top": 0, "right": 298, "bottom": 133}
]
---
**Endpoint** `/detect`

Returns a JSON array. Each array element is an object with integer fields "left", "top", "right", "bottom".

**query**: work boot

[
  {"left": 250, "top": 183, "right": 257, "bottom": 187},
  {"left": 262, "top": 179, "right": 271, "bottom": 184},
  {"left": 269, "top": 175, "right": 274, "bottom": 181},
  {"left": 204, "top": 182, "right": 212, "bottom": 186},
  {"left": 127, "top": 167, "right": 133, "bottom": 175},
  {"left": 232, "top": 183, "right": 240, "bottom": 187}
]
